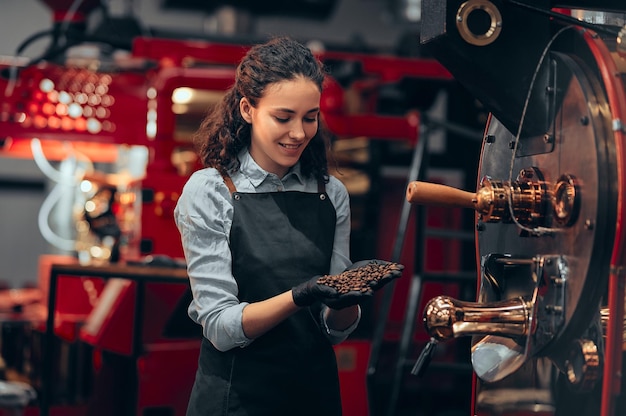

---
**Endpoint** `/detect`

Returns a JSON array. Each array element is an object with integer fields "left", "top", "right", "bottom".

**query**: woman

[{"left": 175, "top": 36, "right": 401, "bottom": 416}]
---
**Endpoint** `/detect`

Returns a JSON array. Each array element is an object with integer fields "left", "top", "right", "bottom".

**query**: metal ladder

[{"left": 367, "top": 121, "right": 477, "bottom": 416}]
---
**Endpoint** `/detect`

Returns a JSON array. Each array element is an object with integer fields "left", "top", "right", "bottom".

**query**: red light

[
  {"left": 95, "top": 84, "right": 108, "bottom": 95},
  {"left": 75, "top": 117, "right": 87, "bottom": 132},
  {"left": 88, "top": 94, "right": 101, "bottom": 106},
  {"left": 47, "top": 91, "right": 59, "bottom": 103},
  {"left": 42, "top": 102, "right": 56, "bottom": 116},
  {"left": 68, "top": 103, "right": 82, "bottom": 118},
  {"left": 75, "top": 93, "right": 88, "bottom": 104},
  {"left": 33, "top": 90, "right": 45, "bottom": 101},
  {"left": 48, "top": 116, "right": 61, "bottom": 129},
  {"left": 56, "top": 103, "right": 68, "bottom": 116},
  {"left": 58, "top": 91, "right": 72, "bottom": 104},
  {"left": 101, "top": 95, "right": 114, "bottom": 107},
  {"left": 95, "top": 107, "right": 109, "bottom": 119},
  {"left": 102, "top": 120, "right": 115, "bottom": 132},
  {"left": 61, "top": 116, "right": 74, "bottom": 131},
  {"left": 86, "top": 118, "right": 102, "bottom": 134},
  {"left": 34, "top": 115, "right": 47, "bottom": 128}
]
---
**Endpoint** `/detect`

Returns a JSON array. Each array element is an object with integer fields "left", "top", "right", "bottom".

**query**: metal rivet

[
  {"left": 234, "top": 194, "right": 240, "bottom": 200},
  {"left": 320, "top": 194, "right": 326, "bottom": 200}
]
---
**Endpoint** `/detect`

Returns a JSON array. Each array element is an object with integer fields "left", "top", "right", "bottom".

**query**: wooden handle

[{"left": 406, "top": 181, "right": 476, "bottom": 209}]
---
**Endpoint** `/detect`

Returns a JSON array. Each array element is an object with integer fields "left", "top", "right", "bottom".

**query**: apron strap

[
  {"left": 317, "top": 178, "right": 326, "bottom": 194},
  {"left": 222, "top": 174, "right": 237, "bottom": 194}
]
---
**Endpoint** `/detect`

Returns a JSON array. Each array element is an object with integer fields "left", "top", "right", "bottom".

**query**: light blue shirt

[{"left": 174, "top": 149, "right": 359, "bottom": 351}]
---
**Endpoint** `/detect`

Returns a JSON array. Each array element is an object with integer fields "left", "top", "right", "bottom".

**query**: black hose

[{"left": 15, "top": 29, "right": 55, "bottom": 56}]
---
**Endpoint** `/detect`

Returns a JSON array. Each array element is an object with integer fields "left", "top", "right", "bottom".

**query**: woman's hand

[
  {"left": 292, "top": 275, "right": 371, "bottom": 308},
  {"left": 291, "top": 259, "right": 404, "bottom": 310}
]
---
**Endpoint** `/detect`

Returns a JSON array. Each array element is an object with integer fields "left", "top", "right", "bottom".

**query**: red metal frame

[{"left": 583, "top": 29, "right": 626, "bottom": 416}]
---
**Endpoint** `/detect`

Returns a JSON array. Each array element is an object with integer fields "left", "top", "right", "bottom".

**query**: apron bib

[{"left": 187, "top": 178, "right": 342, "bottom": 416}]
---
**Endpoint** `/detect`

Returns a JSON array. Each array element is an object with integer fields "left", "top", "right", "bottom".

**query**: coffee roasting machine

[{"left": 405, "top": 1, "right": 626, "bottom": 415}]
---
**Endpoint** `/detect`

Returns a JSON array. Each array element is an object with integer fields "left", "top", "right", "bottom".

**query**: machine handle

[
  {"left": 410, "top": 337, "right": 438, "bottom": 377},
  {"left": 423, "top": 295, "right": 532, "bottom": 341},
  {"left": 406, "top": 181, "right": 476, "bottom": 209}
]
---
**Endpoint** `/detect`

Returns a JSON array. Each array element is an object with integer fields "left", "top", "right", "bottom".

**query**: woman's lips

[{"left": 279, "top": 143, "right": 301, "bottom": 149}]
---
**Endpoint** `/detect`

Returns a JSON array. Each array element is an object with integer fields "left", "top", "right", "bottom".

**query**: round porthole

[{"left": 456, "top": 0, "right": 503, "bottom": 46}]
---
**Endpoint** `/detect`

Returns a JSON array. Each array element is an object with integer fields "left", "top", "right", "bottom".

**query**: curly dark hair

[{"left": 193, "top": 36, "right": 331, "bottom": 181}]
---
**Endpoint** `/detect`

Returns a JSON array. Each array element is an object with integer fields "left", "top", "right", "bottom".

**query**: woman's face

[{"left": 239, "top": 76, "right": 321, "bottom": 178}]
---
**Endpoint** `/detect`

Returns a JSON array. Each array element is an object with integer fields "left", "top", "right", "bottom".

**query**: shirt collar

[{"left": 237, "top": 149, "right": 305, "bottom": 187}]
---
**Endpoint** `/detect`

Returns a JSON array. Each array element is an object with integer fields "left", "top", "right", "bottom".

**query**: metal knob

[
  {"left": 406, "top": 169, "right": 549, "bottom": 227},
  {"left": 407, "top": 170, "right": 581, "bottom": 231}
]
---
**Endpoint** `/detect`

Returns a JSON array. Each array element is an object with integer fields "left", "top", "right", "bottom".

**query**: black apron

[{"left": 186, "top": 177, "right": 342, "bottom": 416}]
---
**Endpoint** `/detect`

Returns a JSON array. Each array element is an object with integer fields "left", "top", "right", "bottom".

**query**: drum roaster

[{"left": 407, "top": 1, "right": 626, "bottom": 415}]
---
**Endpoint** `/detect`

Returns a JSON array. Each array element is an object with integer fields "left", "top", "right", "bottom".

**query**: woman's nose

[{"left": 289, "top": 122, "right": 306, "bottom": 140}]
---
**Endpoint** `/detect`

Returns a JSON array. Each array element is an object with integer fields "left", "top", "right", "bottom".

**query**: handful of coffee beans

[{"left": 317, "top": 262, "right": 404, "bottom": 294}]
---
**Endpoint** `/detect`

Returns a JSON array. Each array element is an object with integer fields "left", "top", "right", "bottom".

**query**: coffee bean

[{"left": 317, "top": 262, "right": 403, "bottom": 294}]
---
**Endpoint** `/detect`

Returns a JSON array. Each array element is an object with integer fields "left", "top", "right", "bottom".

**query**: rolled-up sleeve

[
  {"left": 322, "top": 176, "right": 361, "bottom": 342},
  {"left": 320, "top": 305, "right": 361, "bottom": 344},
  {"left": 174, "top": 169, "right": 253, "bottom": 351},
  {"left": 326, "top": 176, "right": 352, "bottom": 275}
]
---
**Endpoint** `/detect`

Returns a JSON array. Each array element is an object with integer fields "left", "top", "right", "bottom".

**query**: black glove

[
  {"left": 344, "top": 259, "right": 404, "bottom": 292},
  {"left": 292, "top": 260, "right": 404, "bottom": 309},
  {"left": 323, "top": 289, "right": 372, "bottom": 310},
  {"left": 292, "top": 275, "right": 372, "bottom": 309},
  {"left": 292, "top": 276, "right": 337, "bottom": 307}
]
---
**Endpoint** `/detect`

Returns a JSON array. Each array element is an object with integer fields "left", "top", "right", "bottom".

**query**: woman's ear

[{"left": 239, "top": 97, "right": 253, "bottom": 124}]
